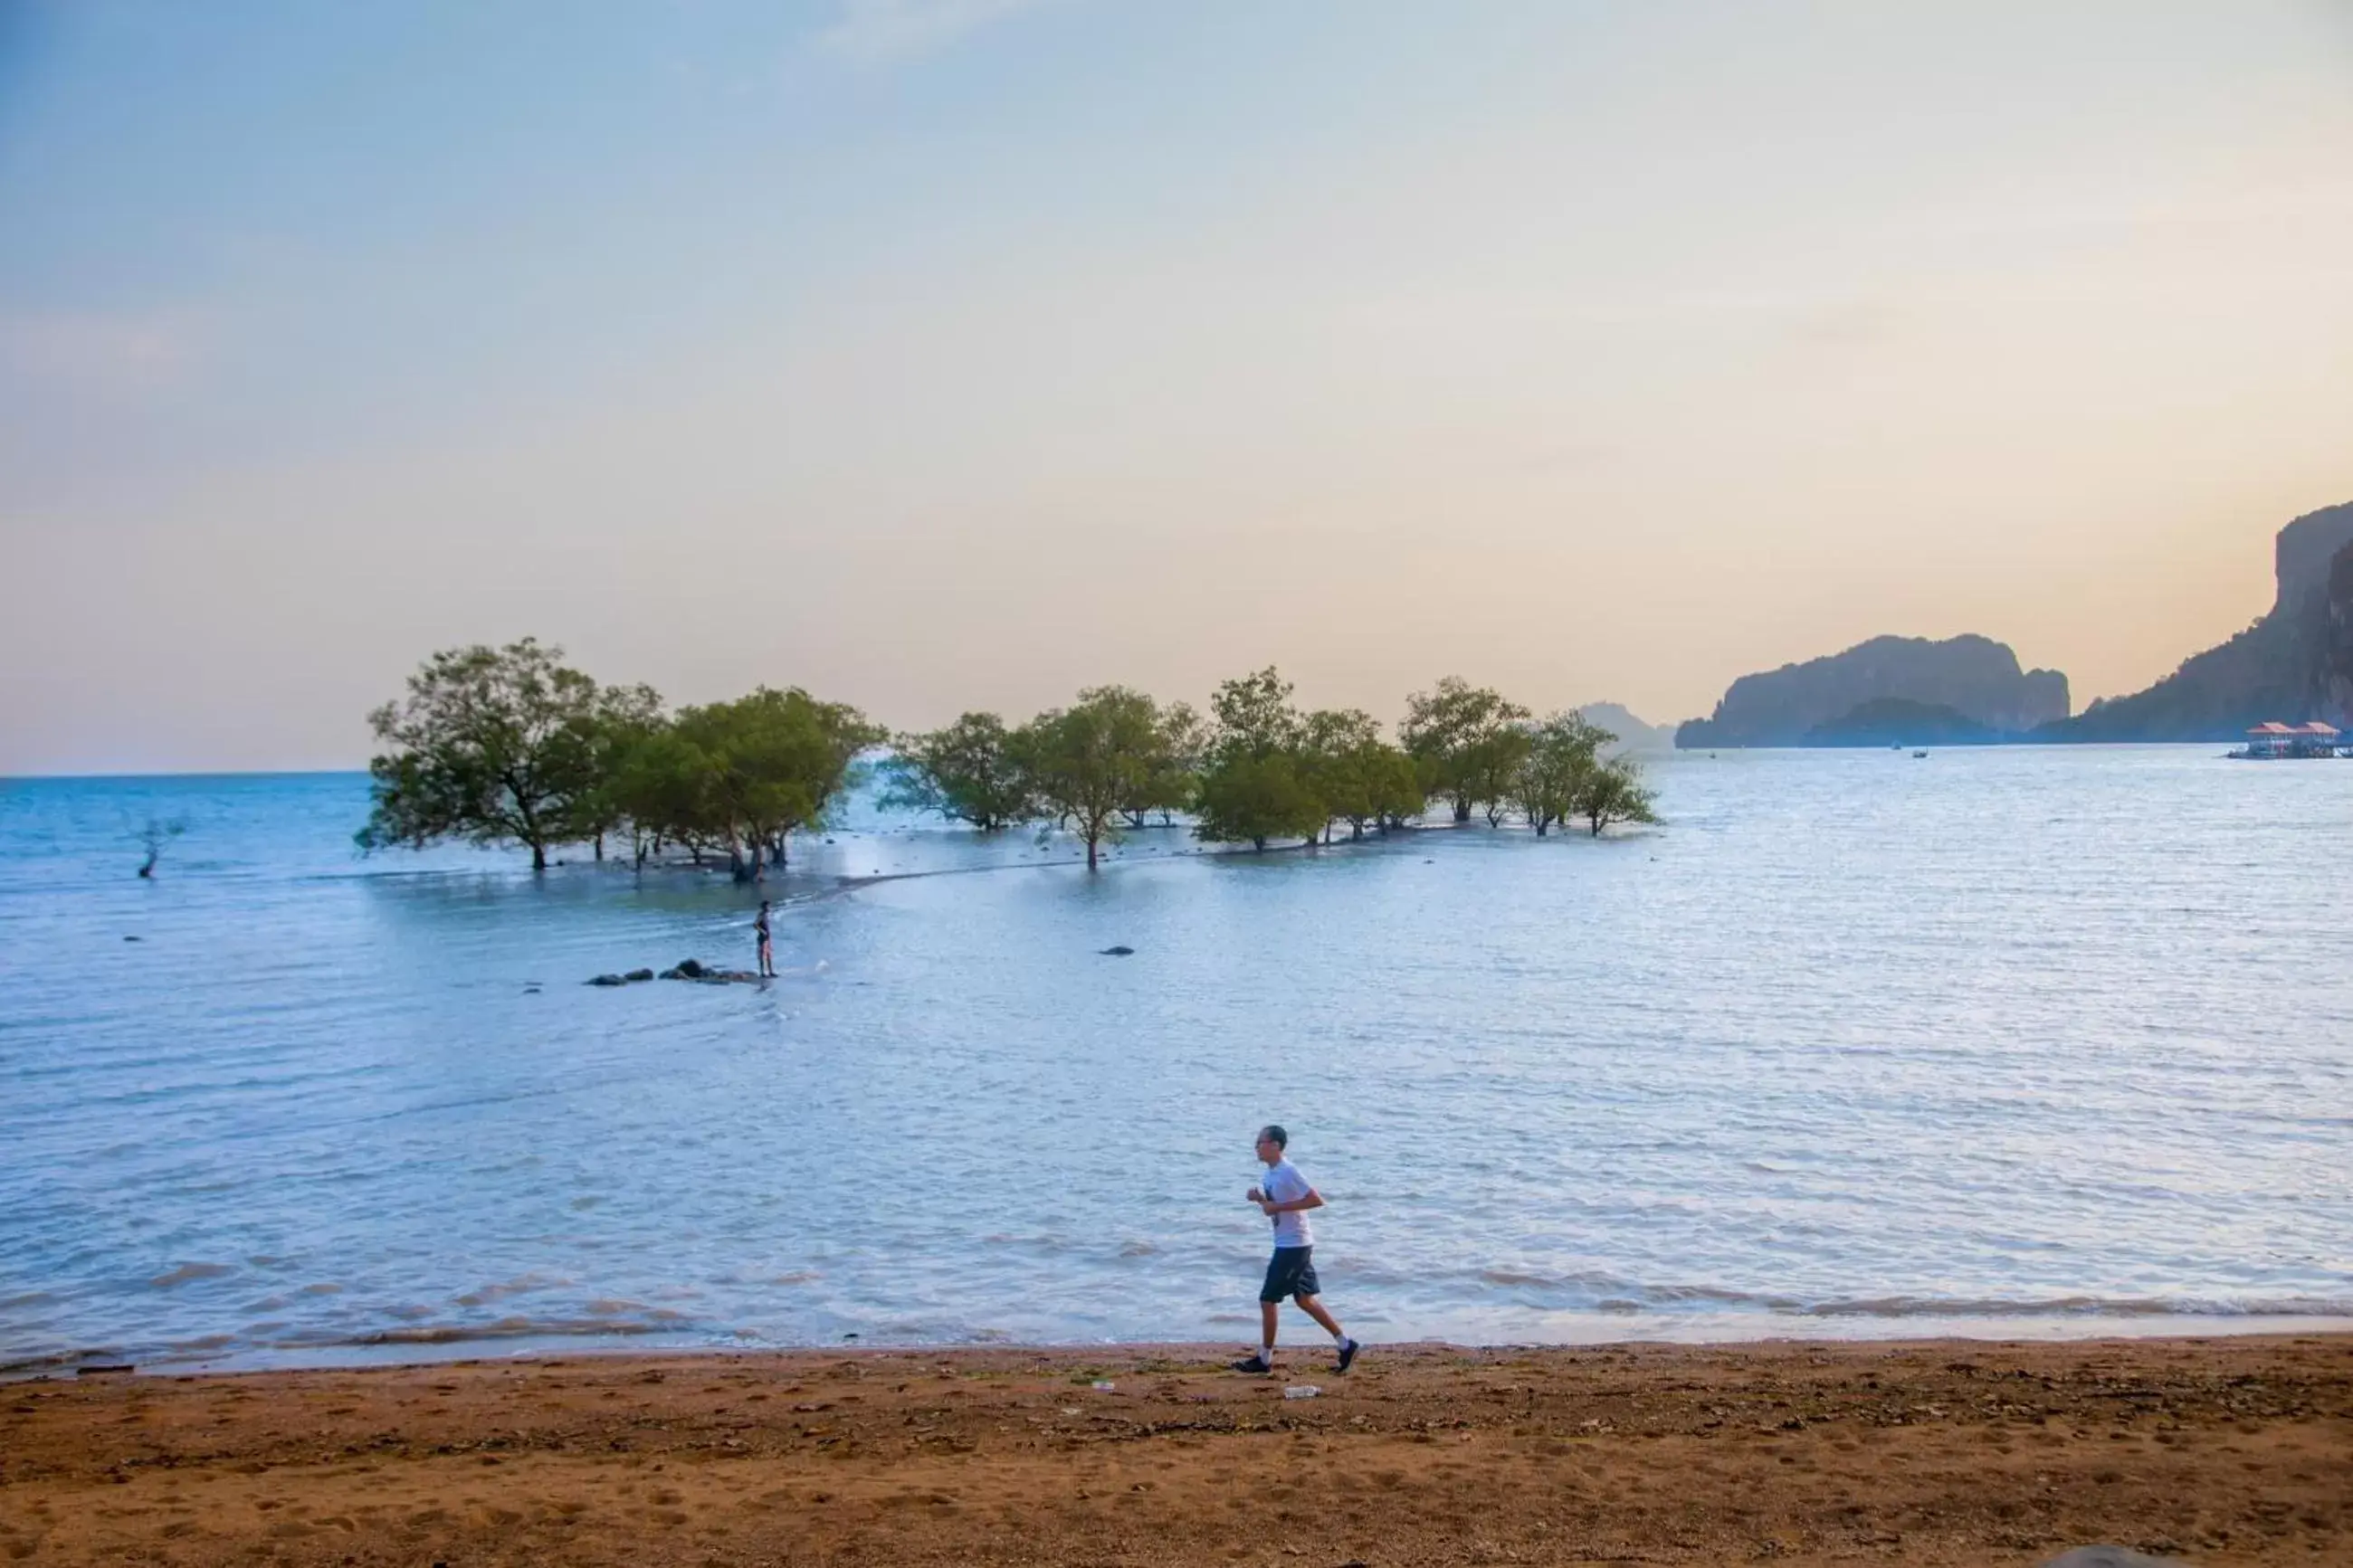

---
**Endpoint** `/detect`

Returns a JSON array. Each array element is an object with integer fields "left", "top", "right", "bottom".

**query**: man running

[
  {"left": 754, "top": 899, "right": 775, "bottom": 978},
  {"left": 1232, "top": 1124, "right": 1361, "bottom": 1375}
]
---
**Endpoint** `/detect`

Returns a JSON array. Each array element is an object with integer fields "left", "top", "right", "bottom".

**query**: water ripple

[{"left": 2, "top": 750, "right": 2350, "bottom": 1371}]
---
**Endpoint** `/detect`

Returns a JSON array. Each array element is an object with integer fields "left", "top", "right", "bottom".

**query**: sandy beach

[{"left": 2, "top": 1335, "right": 2346, "bottom": 1565}]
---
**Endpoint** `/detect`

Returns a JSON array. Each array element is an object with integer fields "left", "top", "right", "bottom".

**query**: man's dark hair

[{"left": 1259, "top": 1124, "right": 1288, "bottom": 1150}]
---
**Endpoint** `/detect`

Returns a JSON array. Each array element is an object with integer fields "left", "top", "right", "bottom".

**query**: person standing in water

[
  {"left": 754, "top": 899, "right": 775, "bottom": 978},
  {"left": 1232, "top": 1124, "right": 1360, "bottom": 1375}
]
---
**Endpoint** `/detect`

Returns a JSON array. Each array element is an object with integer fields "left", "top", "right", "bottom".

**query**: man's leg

[
  {"left": 1296, "top": 1293, "right": 1361, "bottom": 1372},
  {"left": 1234, "top": 1253, "right": 1287, "bottom": 1372}
]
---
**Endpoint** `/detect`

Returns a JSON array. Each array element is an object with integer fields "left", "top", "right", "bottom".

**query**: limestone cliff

[
  {"left": 2040, "top": 500, "right": 2353, "bottom": 742},
  {"left": 1675, "top": 634, "right": 2068, "bottom": 749},
  {"left": 2327, "top": 539, "right": 2353, "bottom": 727}
]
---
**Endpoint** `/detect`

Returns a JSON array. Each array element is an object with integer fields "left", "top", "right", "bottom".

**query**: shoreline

[
  {"left": 5, "top": 1333, "right": 2346, "bottom": 1564},
  {"left": 12, "top": 1307, "right": 2353, "bottom": 1386}
]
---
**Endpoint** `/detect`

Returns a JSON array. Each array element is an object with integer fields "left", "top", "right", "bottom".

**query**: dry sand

[{"left": 2, "top": 1335, "right": 2347, "bottom": 1565}]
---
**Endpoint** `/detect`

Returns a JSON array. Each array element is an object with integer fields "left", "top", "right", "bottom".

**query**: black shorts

[{"left": 1259, "top": 1246, "right": 1319, "bottom": 1303}]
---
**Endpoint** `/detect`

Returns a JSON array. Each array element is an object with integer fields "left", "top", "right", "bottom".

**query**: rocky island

[{"left": 1676, "top": 634, "right": 2069, "bottom": 748}]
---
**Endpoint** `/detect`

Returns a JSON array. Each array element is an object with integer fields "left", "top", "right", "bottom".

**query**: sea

[{"left": 2, "top": 746, "right": 2348, "bottom": 1376}]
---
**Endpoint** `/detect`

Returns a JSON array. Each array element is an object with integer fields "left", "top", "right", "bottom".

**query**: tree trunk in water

[
  {"left": 530, "top": 841, "right": 548, "bottom": 871},
  {"left": 1534, "top": 819, "right": 1548, "bottom": 837},
  {"left": 1085, "top": 836, "right": 1099, "bottom": 871},
  {"left": 1350, "top": 822, "right": 1363, "bottom": 841},
  {"left": 594, "top": 832, "right": 605, "bottom": 862},
  {"left": 768, "top": 834, "right": 786, "bottom": 867},
  {"left": 1453, "top": 799, "right": 1472, "bottom": 824}
]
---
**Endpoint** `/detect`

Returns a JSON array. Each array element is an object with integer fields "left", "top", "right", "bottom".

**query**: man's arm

[{"left": 1258, "top": 1188, "right": 1324, "bottom": 1215}]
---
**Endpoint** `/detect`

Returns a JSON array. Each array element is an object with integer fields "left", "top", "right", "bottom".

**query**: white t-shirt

[{"left": 1262, "top": 1158, "right": 1314, "bottom": 1249}]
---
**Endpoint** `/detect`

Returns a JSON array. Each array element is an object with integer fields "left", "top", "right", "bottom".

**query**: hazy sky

[{"left": 5, "top": 0, "right": 2351, "bottom": 773}]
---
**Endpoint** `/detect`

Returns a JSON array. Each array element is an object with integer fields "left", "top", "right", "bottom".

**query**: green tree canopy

[
  {"left": 609, "top": 723, "right": 723, "bottom": 864},
  {"left": 1577, "top": 755, "right": 1661, "bottom": 838},
  {"left": 1296, "top": 708, "right": 1418, "bottom": 842},
  {"left": 1195, "top": 668, "right": 1325, "bottom": 851},
  {"left": 573, "top": 682, "right": 666, "bottom": 861},
  {"left": 1192, "top": 753, "right": 1324, "bottom": 851},
  {"left": 672, "top": 687, "right": 881, "bottom": 879},
  {"left": 1019, "top": 686, "right": 1161, "bottom": 870},
  {"left": 357, "top": 638, "right": 614, "bottom": 870},
  {"left": 1120, "top": 698, "right": 1206, "bottom": 828},
  {"left": 1400, "top": 676, "right": 1530, "bottom": 824},
  {"left": 1210, "top": 666, "right": 1303, "bottom": 761},
  {"left": 1510, "top": 710, "right": 1613, "bottom": 837},
  {"left": 881, "top": 712, "right": 1036, "bottom": 832}
]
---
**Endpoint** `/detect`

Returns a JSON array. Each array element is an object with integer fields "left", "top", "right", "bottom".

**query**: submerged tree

[
  {"left": 1576, "top": 755, "right": 1660, "bottom": 838},
  {"left": 1510, "top": 710, "right": 1612, "bottom": 837},
  {"left": 1194, "top": 667, "right": 1325, "bottom": 851},
  {"left": 357, "top": 639, "right": 607, "bottom": 871},
  {"left": 1019, "top": 686, "right": 1162, "bottom": 870},
  {"left": 573, "top": 682, "right": 667, "bottom": 862},
  {"left": 1295, "top": 708, "right": 1418, "bottom": 842},
  {"left": 672, "top": 687, "right": 881, "bottom": 880},
  {"left": 1119, "top": 698, "right": 1205, "bottom": 829},
  {"left": 1192, "top": 752, "right": 1323, "bottom": 851},
  {"left": 1400, "top": 677, "right": 1529, "bottom": 825},
  {"left": 607, "top": 723, "right": 719, "bottom": 867},
  {"left": 882, "top": 712, "right": 1036, "bottom": 832}
]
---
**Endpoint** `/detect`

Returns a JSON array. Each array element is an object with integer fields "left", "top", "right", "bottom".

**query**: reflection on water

[{"left": 1, "top": 747, "right": 2349, "bottom": 1373}]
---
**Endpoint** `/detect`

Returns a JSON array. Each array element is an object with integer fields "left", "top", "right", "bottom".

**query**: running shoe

[
  {"left": 1335, "top": 1337, "right": 1361, "bottom": 1373},
  {"left": 1228, "top": 1352, "right": 1272, "bottom": 1374}
]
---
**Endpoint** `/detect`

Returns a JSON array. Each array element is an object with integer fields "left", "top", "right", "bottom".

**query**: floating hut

[{"left": 2235, "top": 720, "right": 2345, "bottom": 758}]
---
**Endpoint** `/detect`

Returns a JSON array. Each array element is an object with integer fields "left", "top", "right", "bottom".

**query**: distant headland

[
  {"left": 2037, "top": 500, "right": 2353, "bottom": 742},
  {"left": 1676, "top": 499, "right": 2353, "bottom": 748}
]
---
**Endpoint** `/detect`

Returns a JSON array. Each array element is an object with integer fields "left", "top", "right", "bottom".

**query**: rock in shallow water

[
  {"left": 655, "top": 958, "right": 762, "bottom": 984},
  {"left": 586, "top": 974, "right": 627, "bottom": 987},
  {"left": 1098, "top": 945, "right": 1136, "bottom": 956}
]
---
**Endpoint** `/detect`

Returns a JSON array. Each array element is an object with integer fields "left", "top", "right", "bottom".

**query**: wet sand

[{"left": 2, "top": 1335, "right": 2347, "bottom": 1565}]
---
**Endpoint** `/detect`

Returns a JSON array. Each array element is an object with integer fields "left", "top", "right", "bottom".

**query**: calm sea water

[{"left": 3, "top": 746, "right": 2349, "bottom": 1374}]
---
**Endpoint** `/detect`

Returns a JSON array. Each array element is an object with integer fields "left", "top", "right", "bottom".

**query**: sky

[{"left": 3, "top": 0, "right": 2351, "bottom": 774}]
